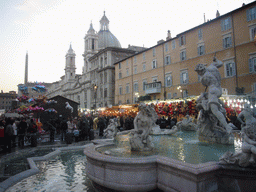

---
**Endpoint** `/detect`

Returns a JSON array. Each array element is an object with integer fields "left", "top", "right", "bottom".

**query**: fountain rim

[{"left": 84, "top": 141, "right": 221, "bottom": 174}]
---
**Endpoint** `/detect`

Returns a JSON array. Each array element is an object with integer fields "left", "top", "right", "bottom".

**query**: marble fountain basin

[{"left": 84, "top": 132, "right": 256, "bottom": 192}]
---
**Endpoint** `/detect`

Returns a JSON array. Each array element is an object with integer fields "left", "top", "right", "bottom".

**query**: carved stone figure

[
  {"left": 237, "top": 103, "right": 256, "bottom": 128},
  {"left": 219, "top": 123, "right": 256, "bottom": 167},
  {"left": 195, "top": 57, "right": 233, "bottom": 144},
  {"left": 130, "top": 103, "right": 158, "bottom": 151},
  {"left": 151, "top": 125, "right": 179, "bottom": 135},
  {"left": 103, "top": 119, "right": 118, "bottom": 139},
  {"left": 176, "top": 115, "right": 197, "bottom": 131}
]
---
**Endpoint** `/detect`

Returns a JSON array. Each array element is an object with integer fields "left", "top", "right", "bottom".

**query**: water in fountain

[{"left": 96, "top": 131, "right": 242, "bottom": 164}]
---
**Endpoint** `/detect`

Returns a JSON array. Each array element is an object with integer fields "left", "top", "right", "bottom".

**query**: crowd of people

[
  {"left": 0, "top": 117, "right": 38, "bottom": 152},
  {"left": 0, "top": 105, "right": 244, "bottom": 153}
]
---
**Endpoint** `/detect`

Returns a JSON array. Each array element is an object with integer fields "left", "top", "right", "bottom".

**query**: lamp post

[
  {"left": 135, "top": 92, "right": 140, "bottom": 103},
  {"left": 94, "top": 85, "right": 98, "bottom": 111},
  {"left": 177, "top": 86, "right": 183, "bottom": 98}
]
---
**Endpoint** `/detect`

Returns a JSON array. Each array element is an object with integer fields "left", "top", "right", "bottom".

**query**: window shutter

[
  {"left": 197, "top": 47, "right": 199, "bottom": 55},
  {"left": 202, "top": 45, "right": 205, "bottom": 54},
  {"left": 164, "top": 57, "right": 167, "bottom": 65},
  {"left": 180, "top": 73, "right": 183, "bottom": 84},
  {"left": 184, "top": 51, "right": 186, "bottom": 60},
  {"left": 232, "top": 63, "right": 236, "bottom": 76},
  {"left": 180, "top": 52, "right": 182, "bottom": 61},
  {"left": 228, "top": 17, "right": 231, "bottom": 30},
  {"left": 249, "top": 58, "right": 253, "bottom": 73},
  {"left": 223, "top": 38, "right": 225, "bottom": 48},
  {"left": 170, "top": 75, "right": 172, "bottom": 86},
  {"left": 225, "top": 64, "right": 229, "bottom": 77},
  {"left": 184, "top": 35, "right": 186, "bottom": 45},
  {"left": 251, "top": 28, "right": 256, "bottom": 40},
  {"left": 229, "top": 37, "right": 232, "bottom": 46},
  {"left": 179, "top": 37, "right": 181, "bottom": 46},
  {"left": 186, "top": 72, "right": 189, "bottom": 84},
  {"left": 221, "top": 20, "right": 224, "bottom": 31},
  {"left": 247, "top": 9, "right": 250, "bottom": 21}
]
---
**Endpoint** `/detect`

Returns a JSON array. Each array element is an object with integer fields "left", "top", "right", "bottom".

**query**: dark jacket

[{"left": 18, "top": 121, "right": 27, "bottom": 134}]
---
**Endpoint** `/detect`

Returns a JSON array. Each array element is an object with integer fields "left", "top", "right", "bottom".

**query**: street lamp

[
  {"left": 94, "top": 85, "right": 98, "bottom": 111},
  {"left": 135, "top": 92, "right": 140, "bottom": 103},
  {"left": 177, "top": 86, "right": 183, "bottom": 98}
]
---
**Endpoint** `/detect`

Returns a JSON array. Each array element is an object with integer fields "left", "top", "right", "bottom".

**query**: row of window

[
  {"left": 1, "top": 101, "right": 11, "bottom": 104},
  {"left": 118, "top": 36, "right": 236, "bottom": 77},
  {"left": 0, "top": 97, "right": 16, "bottom": 100},
  {"left": 119, "top": 35, "right": 237, "bottom": 78},
  {"left": 0, "top": 107, "right": 12, "bottom": 110},
  {"left": 117, "top": 57, "right": 256, "bottom": 96}
]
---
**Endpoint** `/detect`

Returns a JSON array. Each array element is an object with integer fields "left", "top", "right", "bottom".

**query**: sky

[{"left": 0, "top": 0, "right": 255, "bottom": 93}]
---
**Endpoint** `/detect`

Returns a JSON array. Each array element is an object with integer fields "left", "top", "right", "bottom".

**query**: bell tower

[
  {"left": 65, "top": 44, "right": 76, "bottom": 82},
  {"left": 83, "top": 22, "right": 98, "bottom": 73}
]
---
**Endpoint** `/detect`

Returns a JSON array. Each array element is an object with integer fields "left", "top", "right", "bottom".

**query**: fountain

[{"left": 84, "top": 56, "right": 256, "bottom": 192}]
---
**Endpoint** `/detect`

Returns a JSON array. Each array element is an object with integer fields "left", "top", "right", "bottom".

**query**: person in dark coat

[
  {"left": 88, "top": 116, "right": 93, "bottom": 130},
  {"left": 79, "top": 118, "right": 89, "bottom": 140},
  {"left": 98, "top": 116, "right": 106, "bottom": 137},
  {"left": 169, "top": 116, "right": 176, "bottom": 129},
  {"left": 4, "top": 118, "right": 14, "bottom": 152},
  {"left": 167, "top": 116, "right": 172, "bottom": 129},
  {"left": 17, "top": 118, "right": 27, "bottom": 148},
  {"left": 160, "top": 116, "right": 167, "bottom": 129},
  {"left": 156, "top": 116, "right": 161, "bottom": 126},
  {"left": 229, "top": 112, "right": 241, "bottom": 130},
  {"left": 28, "top": 119, "right": 37, "bottom": 134},
  {"left": 120, "top": 115, "right": 124, "bottom": 129},
  {"left": 47, "top": 119, "right": 56, "bottom": 142},
  {"left": 124, "top": 116, "right": 131, "bottom": 130},
  {"left": 60, "top": 118, "right": 68, "bottom": 141}
]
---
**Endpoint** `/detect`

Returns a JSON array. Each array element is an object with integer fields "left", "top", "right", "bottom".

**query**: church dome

[
  {"left": 98, "top": 30, "right": 121, "bottom": 49},
  {"left": 97, "top": 11, "right": 121, "bottom": 49}
]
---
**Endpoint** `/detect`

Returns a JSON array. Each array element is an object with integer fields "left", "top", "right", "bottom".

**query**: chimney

[
  {"left": 204, "top": 13, "right": 206, "bottom": 23},
  {"left": 216, "top": 10, "right": 220, "bottom": 18},
  {"left": 166, "top": 30, "right": 171, "bottom": 40}
]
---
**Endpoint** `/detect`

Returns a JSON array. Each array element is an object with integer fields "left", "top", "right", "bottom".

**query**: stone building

[
  {"left": 115, "top": 2, "right": 256, "bottom": 105},
  {"left": 0, "top": 91, "right": 17, "bottom": 111},
  {"left": 46, "top": 12, "right": 144, "bottom": 110}
]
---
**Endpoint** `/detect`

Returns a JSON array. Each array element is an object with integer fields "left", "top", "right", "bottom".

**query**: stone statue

[
  {"left": 176, "top": 115, "right": 197, "bottom": 131},
  {"left": 237, "top": 103, "right": 256, "bottom": 128},
  {"left": 103, "top": 119, "right": 118, "bottom": 139},
  {"left": 195, "top": 56, "right": 233, "bottom": 144},
  {"left": 130, "top": 103, "right": 158, "bottom": 151},
  {"left": 151, "top": 125, "right": 179, "bottom": 135},
  {"left": 220, "top": 123, "right": 256, "bottom": 167},
  {"left": 219, "top": 105, "right": 256, "bottom": 167}
]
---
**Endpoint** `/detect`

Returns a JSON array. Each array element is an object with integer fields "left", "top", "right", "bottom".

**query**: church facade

[{"left": 46, "top": 12, "right": 142, "bottom": 110}]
